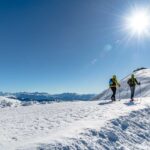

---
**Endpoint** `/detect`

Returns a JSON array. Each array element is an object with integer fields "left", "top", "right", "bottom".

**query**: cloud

[{"left": 91, "top": 58, "right": 98, "bottom": 65}]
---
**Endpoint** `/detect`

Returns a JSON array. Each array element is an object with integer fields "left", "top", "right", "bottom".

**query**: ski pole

[
  {"left": 118, "top": 87, "right": 121, "bottom": 101},
  {"left": 105, "top": 88, "right": 110, "bottom": 100},
  {"left": 140, "top": 83, "right": 142, "bottom": 102},
  {"left": 127, "top": 86, "right": 130, "bottom": 100}
]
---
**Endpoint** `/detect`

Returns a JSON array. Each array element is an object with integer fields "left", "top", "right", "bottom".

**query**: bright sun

[{"left": 125, "top": 9, "right": 150, "bottom": 36}]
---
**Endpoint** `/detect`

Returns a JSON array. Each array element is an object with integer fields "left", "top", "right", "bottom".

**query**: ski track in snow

[{"left": 0, "top": 97, "right": 150, "bottom": 150}]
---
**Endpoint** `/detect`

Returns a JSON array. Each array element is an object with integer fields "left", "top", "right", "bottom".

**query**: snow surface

[
  {"left": 0, "top": 97, "right": 150, "bottom": 150},
  {"left": 95, "top": 68, "right": 150, "bottom": 100},
  {"left": 0, "top": 69, "right": 150, "bottom": 150}
]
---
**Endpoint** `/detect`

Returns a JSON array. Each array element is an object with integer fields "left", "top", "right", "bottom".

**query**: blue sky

[{"left": 0, "top": 0, "right": 150, "bottom": 94}]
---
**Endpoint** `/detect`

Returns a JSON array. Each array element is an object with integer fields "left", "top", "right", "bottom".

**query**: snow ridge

[
  {"left": 0, "top": 96, "right": 21, "bottom": 108},
  {"left": 42, "top": 108, "right": 150, "bottom": 150}
]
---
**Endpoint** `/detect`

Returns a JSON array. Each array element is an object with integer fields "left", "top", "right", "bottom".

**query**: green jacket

[{"left": 127, "top": 78, "right": 139, "bottom": 87}]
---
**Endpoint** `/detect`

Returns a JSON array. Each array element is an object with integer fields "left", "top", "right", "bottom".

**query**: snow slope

[
  {"left": 0, "top": 96, "right": 21, "bottom": 108},
  {"left": 95, "top": 68, "right": 150, "bottom": 100},
  {"left": 0, "top": 97, "right": 150, "bottom": 150}
]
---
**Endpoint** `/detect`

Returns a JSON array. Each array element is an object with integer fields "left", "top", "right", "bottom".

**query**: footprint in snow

[{"left": 12, "top": 137, "right": 17, "bottom": 141}]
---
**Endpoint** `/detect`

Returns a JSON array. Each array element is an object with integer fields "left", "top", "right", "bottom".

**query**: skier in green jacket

[{"left": 127, "top": 74, "right": 140, "bottom": 101}]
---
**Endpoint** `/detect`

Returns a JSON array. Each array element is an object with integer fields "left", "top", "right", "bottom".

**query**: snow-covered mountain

[{"left": 94, "top": 68, "right": 150, "bottom": 100}]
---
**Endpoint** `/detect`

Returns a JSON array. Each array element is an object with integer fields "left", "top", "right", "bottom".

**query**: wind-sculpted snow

[
  {"left": 0, "top": 97, "right": 150, "bottom": 150},
  {"left": 95, "top": 68, "right": 150, "bottom": 100},
  {"left": 33, "top": 107, "right": 150, "bottom": 150},
  {"left": 0, "top": 96, "right": 21, "bottom": 108}
]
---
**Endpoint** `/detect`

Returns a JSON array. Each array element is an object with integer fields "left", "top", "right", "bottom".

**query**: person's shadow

[
  {"left": 124, "top": 101, "right": 136, "bottom": 106},
  {"left": 98, "top": 101, "right": 113, "bottom": 105}
]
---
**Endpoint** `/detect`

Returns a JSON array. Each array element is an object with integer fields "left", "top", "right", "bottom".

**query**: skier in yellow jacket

[{"left": 109, "top": 75, "right": 120, "bottom": 101}]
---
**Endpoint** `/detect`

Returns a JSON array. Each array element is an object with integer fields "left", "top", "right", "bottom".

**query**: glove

[{"left": 138, "top": 82, "right": 141, "bottom": 85}]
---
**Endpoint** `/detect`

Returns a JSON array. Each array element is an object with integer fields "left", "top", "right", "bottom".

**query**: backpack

[{"left": 109, "top": 79, "right": 113, "bottom": 86}]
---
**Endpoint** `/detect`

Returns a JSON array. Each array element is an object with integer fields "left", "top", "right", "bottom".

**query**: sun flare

[{"left": 125, "top": 8, "right": 150, "bottom": 37}]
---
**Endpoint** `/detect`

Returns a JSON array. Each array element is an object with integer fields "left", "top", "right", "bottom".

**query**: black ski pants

[
  {"left": 130, "top": 86, "right": 135, "bottom": 99},
  {"left": 111, "top": 87, "right": 116, "bottom": 101}
]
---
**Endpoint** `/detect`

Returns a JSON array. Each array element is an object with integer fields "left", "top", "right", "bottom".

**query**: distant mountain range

[{"left": 0, "top": 92, "right": 96, "bottom": 102}]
